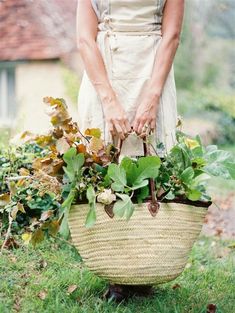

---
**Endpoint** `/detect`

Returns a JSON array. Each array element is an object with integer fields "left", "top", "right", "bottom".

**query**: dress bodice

[{"left": 91, "top": 0, "right": 166, "bottom": 33}]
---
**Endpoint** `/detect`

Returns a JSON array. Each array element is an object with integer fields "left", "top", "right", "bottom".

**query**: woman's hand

[
  {"left": 132, "top": 89, "right": 160, "bottom": 137},
  {"left": 102, "top": 93, "right": 131, "bottom": 140}
]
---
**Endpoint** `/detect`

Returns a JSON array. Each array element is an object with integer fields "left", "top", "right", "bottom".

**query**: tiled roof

[{"left": 0, "top": 0, "right": 77, "bottom": 61}]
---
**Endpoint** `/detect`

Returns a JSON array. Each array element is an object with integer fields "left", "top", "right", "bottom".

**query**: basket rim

[{"left": 72, "top": 198, "right": 211, "bottom": 209}]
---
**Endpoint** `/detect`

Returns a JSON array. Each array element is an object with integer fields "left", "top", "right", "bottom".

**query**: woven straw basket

[{"left": 68, "top": 201, "right": 208, "bottom": 285}]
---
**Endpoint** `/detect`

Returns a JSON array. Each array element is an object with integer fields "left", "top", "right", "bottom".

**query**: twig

[
  {"left": 0, "top": 211, "right": 13, "bottom": 254},
  {"left": 6, "top": 176, "right": 31, "bottom": 181}
]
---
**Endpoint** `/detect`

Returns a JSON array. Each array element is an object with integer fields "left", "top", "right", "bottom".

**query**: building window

[{"left": 0, "top": 66, "right": 16, "bottom": 126}]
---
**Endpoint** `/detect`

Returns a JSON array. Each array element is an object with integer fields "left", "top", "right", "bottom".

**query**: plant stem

[{"left": 0, "top": 211, "right": 13, "bottom": 254}]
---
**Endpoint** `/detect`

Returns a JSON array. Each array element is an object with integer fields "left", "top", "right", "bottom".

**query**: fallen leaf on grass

[
  {"left": 2, "top": 237, "right": 20, "bottom": 250},
  {"left": 38, "top": 290, "right": 47, "bottom": 300},
  {"left": 172, "top": 283, "right": 181, "bottom": 289},
  {"left": 67, "top": 284, "right": 78, "bottom": 294},
  {"left": 206, "top": 303, "right": 217, "bottom": 313},
  {"left": 22, "top": 232, "right": 32, "bottom": 245},
  {"left": 38, "top": 259, "right": 48, "bottom": 269},
  {"left": 13, "top": 296, "right": 22, "bottom": 312}
]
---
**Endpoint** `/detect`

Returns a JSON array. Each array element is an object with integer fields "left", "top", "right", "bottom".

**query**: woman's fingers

[
  {"left": 109, "top": 117, "right": 131, "bottom": 139},
  {"left": 112, "top": 120, "right": 125, "bottom": 139}
]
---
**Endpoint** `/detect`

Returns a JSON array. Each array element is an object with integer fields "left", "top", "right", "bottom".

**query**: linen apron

[{"left": 77, "top": 0, "right": 178, "bottom": 157}]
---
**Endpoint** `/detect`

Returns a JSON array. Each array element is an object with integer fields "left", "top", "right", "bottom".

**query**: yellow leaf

[
  {"left": 0, "top": 193, "right": 10, "bottom": 207},
  {"left": 184, "top": 138, "right": 200, "bottom": 149},
  {"left": 22, "top": 232, "right": 32, "bottom": 244},
  {"left": 17, "top": 202, "right": 25, "bottom": 213},
  {"left": 18, "top": 168, "right": 30, "bottom": 176},
  {"left": 85, "top": 128, "right": 101, "bottom": 138},
  {"left": 31, "top": 229, "right": 44, "bottom": 247}
]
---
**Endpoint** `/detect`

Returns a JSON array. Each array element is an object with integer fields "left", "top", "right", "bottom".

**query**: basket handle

[{"left": 113, "top": 133, "right": 160, "bottom": 217}]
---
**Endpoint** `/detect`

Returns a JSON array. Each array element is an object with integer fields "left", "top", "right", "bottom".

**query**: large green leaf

[
  {"left": 113, "top": 193, "right": 134, "bottom": 220},
  {"left": 120, "top": 157, "right": 138, "bottom": 185},
  {"left": 204, "top": 163, "right": 231, "bottom": 179},
  {"left": 186, "top": 189, "right": 202, "bottom": 201},
  {"left": 180, "top": 167, "right": 194, "bottom": 184},
  {"left": 132, "top": 156, "right": 161, "bottom": 185},
  {"left": 224, "top": 162, "right": 235, "bottom": 179},
  {"left": 63, "top": 147, "right": 84, "bottom": 181},
  {"left": 107, "top": 164, "right": 127, "bottom": 192}
]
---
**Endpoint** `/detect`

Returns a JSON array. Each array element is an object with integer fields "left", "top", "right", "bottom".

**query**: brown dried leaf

[
  {"left": 2, "top": 237, "right": 20, "bottom": 250},
  {"left": 19, "top": 168, "right": 30, "bottom": 176},
  {"left": 172, "top": 283, "right": 181, "bottom": 289},
  {"left": 38, "top": 259, "right": 48, "bottom": 269},
  {"left": 11, "top": 205, "right": 19, "bottom": 220},
  {"left": 88, "top": 137, "right": 103, "bottom": 153},
  {"left": 67, "top": 284, "right": 78, "bottom": 294},
  {"left": 40, "top": 210, "right": 54, "bottom": 222},
  {"left": 206, "top": 303, "right": 217, "bottom": 313},
  {"left": 38, "top": 290, "right": 47, "bottom": 300},
  {"left": 76, "top": 143, "right": 87, "bottom": 154},
  {"left": 56, "top": 137, "right": 71, "bottom": 155},
  {"left": 17, "top": 202, "right": 26, "bottom": 213}
]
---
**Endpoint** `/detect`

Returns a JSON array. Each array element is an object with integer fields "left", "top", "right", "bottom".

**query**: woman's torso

[{"left": 91, "top": 0, "right": 166, "bottom": 33}]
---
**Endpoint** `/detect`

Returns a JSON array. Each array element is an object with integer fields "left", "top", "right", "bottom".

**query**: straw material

[{"left": 68, "top": 202, "right": 207, "bottom": 285}]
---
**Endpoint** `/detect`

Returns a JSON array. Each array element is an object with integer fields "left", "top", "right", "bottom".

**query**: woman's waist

[{"left": 97, "top": 22, "right": 162, "bottom": 37}]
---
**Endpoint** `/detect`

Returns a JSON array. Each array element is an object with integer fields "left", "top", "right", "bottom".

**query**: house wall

[{"left": 14, "top": 60, "right": 79, "bottom": 135}]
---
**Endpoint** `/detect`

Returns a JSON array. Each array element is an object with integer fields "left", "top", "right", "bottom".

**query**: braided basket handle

[{"left": 114, "top": 134, "right": 160, "bottom": 217}]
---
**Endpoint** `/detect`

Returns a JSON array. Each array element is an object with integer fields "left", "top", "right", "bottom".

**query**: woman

[{"left": 77, "top": 0, "right": 184, "bottom": 300}]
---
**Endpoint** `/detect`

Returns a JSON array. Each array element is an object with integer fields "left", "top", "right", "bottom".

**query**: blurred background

[{"left": 0, "top": 0, "right": 235, "bottom": 237}]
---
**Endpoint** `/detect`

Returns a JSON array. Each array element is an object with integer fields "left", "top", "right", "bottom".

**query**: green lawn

[{"left": 0, "top": 235, "right": 235, "bottom": 313}]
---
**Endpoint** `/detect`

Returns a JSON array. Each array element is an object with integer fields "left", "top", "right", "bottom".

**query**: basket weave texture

[{"left": 68, "top": 202, "right": 207, "bottom": 285}]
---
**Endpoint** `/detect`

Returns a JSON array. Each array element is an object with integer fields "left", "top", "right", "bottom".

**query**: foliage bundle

[{"left": 0, "top": 97, "right": 235, "bottom": 247}]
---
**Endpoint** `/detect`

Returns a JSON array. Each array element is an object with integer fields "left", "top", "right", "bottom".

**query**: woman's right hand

[{"left": 102, "top": 94, "right": 131, "bottom": 140}]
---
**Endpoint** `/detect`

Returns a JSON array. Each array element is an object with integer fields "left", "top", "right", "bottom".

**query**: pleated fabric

[{"left": 78, "top": 0, "right": 178, "bottom": 157}]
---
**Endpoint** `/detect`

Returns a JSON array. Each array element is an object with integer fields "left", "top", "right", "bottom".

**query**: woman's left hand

[{"left": 132, "top": 91, "right": 160, "bottom": 137}]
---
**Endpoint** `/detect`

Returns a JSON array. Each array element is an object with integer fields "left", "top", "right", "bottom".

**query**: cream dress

[{"left": 77, "top": 0, "right": 178, "bottom": 157}]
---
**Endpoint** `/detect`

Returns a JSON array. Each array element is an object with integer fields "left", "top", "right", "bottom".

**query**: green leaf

[
  {"left": 86, "top": 185, "right": 96, "bottom": 204},
  {"left": 85, "top": 207, "right": 96, "bottom": 228},
  {"left": 180, "top": 167, "right": 194, "bottom": 184},
  {"left": 59, "top": 214, "right": 70, "bottom": 239},
  {"left": 186, "top": 189, "right": 202, "bottom": 201},
  {"left": 132, "top": 156, "right": 161, "bottom": 185},
  {"left": 63, "top": 148, "right": 84, "bottom": 182},
  {"left": 131, "top": 180, "right": 149, "bottom": 190},
  {"left": 165, "top": 190, "right": 175, "bottom": 200},
  {"left": 224, "top": 162, "right": 235, "bottom": 180},
  {"left": 85, "top": 185, "right": 96, "bottom": 227},
  {"left": 120, "top": 157, "right": 138, "bottom": 185},
  {"left": 137, "top": 185, "right": 149, "bottom": 203},
  {"left": 107, "top": 163, "right": 127, "bottom": 192},
  {"left": 113, "top": 193, "right": 134, "bottom": 220},
  {"left": 204, "top": 163, "right": 231, "bottom": 179}
]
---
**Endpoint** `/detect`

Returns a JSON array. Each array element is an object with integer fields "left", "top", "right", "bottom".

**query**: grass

[{"left": 0, "top": 235, "right": 235, "bottom": 313}]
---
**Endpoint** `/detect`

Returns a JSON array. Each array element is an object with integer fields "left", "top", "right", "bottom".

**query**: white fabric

[{"left": 78, "top": 0, "right": 178, "bottom": 157}]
